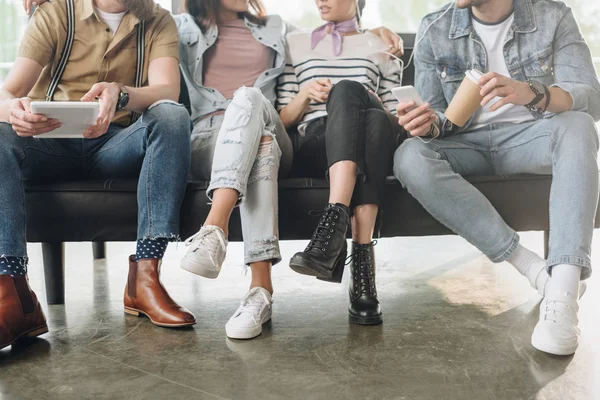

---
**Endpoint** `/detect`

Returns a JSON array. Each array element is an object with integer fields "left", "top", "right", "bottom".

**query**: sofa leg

[
  {"left": 42, "top": 242, "right": 65, "bottom": 305},
  {"left": 92, "top": 241, "right": 106, "bottom": 260},
  {"left": 543, "top": 230, "right": 549, "bottom": 260}
]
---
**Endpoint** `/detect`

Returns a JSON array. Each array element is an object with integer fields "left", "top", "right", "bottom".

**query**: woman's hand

[
  {"left": 302, "top": 79, "right": 332, "bottom": 104},
  {"left": 369, "top": 27, "right": 404, "bottom": 57}
]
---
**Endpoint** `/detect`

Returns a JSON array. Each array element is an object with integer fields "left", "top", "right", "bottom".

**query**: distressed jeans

[
  {"left": 394, "top": 111, "right": 599, "bottom": 280},
  {"left": 190, "top": 87, "right": 293, "bottom": 266},
  {"left": 0, "top": 102, "right": 192, "bottom": 260}
]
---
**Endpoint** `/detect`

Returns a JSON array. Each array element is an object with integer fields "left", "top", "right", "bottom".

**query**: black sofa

[{"left": 25, "top": 34, "right": 600, "bottom": 305}]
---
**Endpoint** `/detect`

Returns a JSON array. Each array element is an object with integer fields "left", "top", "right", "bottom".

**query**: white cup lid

[{"left": 465, "top": 69, "right": 484, "bottom": 85}]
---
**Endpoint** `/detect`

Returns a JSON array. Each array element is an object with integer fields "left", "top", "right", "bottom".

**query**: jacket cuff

[{"left": 551, "top": 82, "right": 585, "bottom": 112}]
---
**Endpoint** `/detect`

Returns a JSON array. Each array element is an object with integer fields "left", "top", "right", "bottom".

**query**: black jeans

[{"left": 292, "top": 80, "right": 405, "bottom": 208}]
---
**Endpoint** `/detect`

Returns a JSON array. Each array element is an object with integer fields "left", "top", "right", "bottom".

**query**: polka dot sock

[
  {"left": 136, "top": 238, "right": 169, "bottom": 261},
  {"left": 0, "top": 256, "right": 28, "bottom": 277}
]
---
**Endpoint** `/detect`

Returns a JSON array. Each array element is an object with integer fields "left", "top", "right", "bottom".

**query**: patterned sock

[
  {"left": 0, "top": 256, "right": 28, "bottom": 277},
  {"left": 136, "top": 238, "right": 169, "bottom": 261}
]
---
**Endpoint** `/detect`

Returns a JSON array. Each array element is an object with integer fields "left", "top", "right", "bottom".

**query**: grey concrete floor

[{"left": 0, "top": 232, "right": 598, "bottom": 400}]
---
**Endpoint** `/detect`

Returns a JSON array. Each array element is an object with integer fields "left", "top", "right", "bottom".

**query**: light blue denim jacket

[
  {"left": 415, "top": 0, "right": 600, "bottom": 137},
  {"left": 174, "top": 14, "right": 291, "bottom": 123}
]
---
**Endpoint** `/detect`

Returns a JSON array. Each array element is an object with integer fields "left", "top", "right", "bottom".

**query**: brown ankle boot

[
  {"left": 124, "top": 256, "right": 196, "bottom": 328},
  {"left": 0, "top": 275, "right": 48, "bottom": 350}
]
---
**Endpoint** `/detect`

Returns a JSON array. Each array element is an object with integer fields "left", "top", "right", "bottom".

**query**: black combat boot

[
  {"left": 289, "top": 203, "right": 350, "bottom": 283},
  {"left": 348, "top": 241, "right": 382, "bottom": 325}
]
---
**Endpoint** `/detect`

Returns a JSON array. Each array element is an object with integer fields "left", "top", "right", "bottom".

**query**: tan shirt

[{"left": 18, "top": 0, "right": 179, "bottom": 125}]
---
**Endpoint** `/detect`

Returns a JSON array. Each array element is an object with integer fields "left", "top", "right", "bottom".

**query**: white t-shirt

[
  {"left": 96, "top": 8, "right": 127, "bottom": 36},
  {"left": 470, "top": 13, "right": 535, "bottom": 129}
]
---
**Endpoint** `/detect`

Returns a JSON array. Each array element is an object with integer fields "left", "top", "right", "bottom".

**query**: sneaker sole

[
  {"left": 124, "top": 307, "right": 196, "bottom": 328},
  {"left": 181, "top": 258, "right": 220, "bottom": 279},
  {"left": 531, "top": 330, "right": 578, "bottom": 356},
  {"left": 0, "top": 324, "right": 49, "bottom": 350},
  {"left": 225, "top": 314, "right": 271, "bottom": 340}
]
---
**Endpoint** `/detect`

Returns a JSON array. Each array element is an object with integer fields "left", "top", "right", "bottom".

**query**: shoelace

[
  {"left": 238, "top": 289, "right": 271, "bottom": 323},
  {"left": 542, "top": 298, "right": 579, "bottom": 326},
  {"left": 306, "top": 207, "right": 342, "bottom": 252},
  {"left": 347, "top": 241, "right": 377, "bottom": 296},
  {"left": 185, "top": 226, "right": 226, "bottom": 256}
]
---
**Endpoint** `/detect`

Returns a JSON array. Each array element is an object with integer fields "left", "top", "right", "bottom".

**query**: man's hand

[
  {"left": 8, "top": 97, "right": 61, "bottom": 137},
  {"left": 396, "top": 101, "right": 437, "bottom": 137},
  {"left": 22, "top": 0, "right": 47, "bottom": 15},
  {"left": 370, "top": 27, "right": 404, "bottom": 57},
  {"left": 478, "top": 72, "right": 537, "bottom": 112},
  {"left": 80, "top": 82, "right": 120, "bottom": 139},
  {"left": 301, "top": 79, "right": 331, "bottom": 104}
]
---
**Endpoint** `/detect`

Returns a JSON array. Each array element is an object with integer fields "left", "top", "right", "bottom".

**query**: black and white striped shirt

[{"left": 277, "top": 30, "right": 402, "bottom": 135}]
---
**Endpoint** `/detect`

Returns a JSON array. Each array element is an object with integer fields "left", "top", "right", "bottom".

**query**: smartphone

[{"left": 391, "top": 86, "right": 425, "bottom": 107}]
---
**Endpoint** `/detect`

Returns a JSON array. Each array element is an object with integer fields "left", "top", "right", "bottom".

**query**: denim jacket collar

[{"left": 449, "top": 0, "right": 536, "bottom": 39}]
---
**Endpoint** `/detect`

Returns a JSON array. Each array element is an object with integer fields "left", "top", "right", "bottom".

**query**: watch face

[{"left": 530, "top": 80, "right": 544, "bottom": 96}]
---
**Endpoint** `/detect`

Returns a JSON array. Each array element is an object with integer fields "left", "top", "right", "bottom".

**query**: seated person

[
  {"left": 394, "top": 0, "right": 600, "bottom": 356},
  {"left": 0, "top": 0, "right": 195, "bottom": 351},
  {"left": 278, "top": 0, "right": 406, "bottom": 325}
]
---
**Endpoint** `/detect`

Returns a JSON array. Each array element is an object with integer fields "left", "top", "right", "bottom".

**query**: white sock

[
  {"left": 507, "top": 244, "right": 548, "bottom": 293},
  {"left": 545, "top": 264, "right": 582, "bottom": 300}
]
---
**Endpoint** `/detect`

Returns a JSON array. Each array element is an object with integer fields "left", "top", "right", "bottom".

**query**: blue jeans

[
  {"left": 0, "top": 102, "right": 192, "bottom": 259},
  {"left": 394, "top": 111, "right": 599, "bottom": 280}
]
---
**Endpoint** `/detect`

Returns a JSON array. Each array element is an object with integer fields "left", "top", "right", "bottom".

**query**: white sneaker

[
  {"left": 181, "top": 225, "right": 227, "bottom": 279},
  {"left": 226, "top": 287, "right": 272, "bottom": 340},
  {"left": 531, "top": 294, "right": 580, "bottom": 356}
]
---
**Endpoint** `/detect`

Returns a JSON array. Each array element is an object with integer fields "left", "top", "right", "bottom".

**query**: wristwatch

[
  {"left": 525, "top": 80, "right": 545, "bottom": 111},
  {"left": 115, "top": 83, "right": 129, "bottom": 112}
]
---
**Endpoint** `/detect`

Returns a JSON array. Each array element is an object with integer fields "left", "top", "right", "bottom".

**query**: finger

[
  {"left": 489, "top": 96, "right": 514, "bottom": 112},
  {"left": 404, "top": 111, "right": 436, "bottom": 132},
  {"left": 481, "top": 87, "right": 513, "bottom": 107},
  {"left": 12, "top": 118, "right": 60, "bottom": 132},
  {"left": 479, "top": 77, "right": 505, "bottom": 98},
  {"left": 477, "top": 72, "right": 499, "bottom": 87},
  {"left": 410, "top": 119, "right": 436, "bottom": 137},
  {"left": 20, "top": 98, "right": 33, "bottom": 114},
  {"left": 96, "top": 95, "right": 113, "bottom": 124},
  {"left": 81, "top": 83, "right": 105, "bottom": 102},
  {"left": 403, "top": 103, "right": 432, "bottom": 122},
  {"left": 11, "top": 109, "right": 47, "bottom": 123},
  {"left": 396, "top": 101, "right": 416, "bottom": 116},
  {"left": 30, "top": 121, "right": 62, "bottom": 136}
]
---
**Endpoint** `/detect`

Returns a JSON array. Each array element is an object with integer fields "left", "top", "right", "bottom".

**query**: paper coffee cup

[{"left": 445, "top": 69, "right": 484, "bottom": 127}]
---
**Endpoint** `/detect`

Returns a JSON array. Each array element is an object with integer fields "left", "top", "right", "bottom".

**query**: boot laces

[
  {"left": 305, "top": 207, "right": 343, "bottom": 252},
  {"left": 348, "top": 240, "right": 377, "bottom": 296}
]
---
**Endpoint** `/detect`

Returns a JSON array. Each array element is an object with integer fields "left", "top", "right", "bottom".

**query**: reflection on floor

[{"left": 0, "top": 233, "right": 598, "bottom": 400}]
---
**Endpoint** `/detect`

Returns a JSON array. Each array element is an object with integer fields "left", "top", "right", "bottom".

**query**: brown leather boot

[
  {"left": 124, "top": 256, "right": 196, "bottom": 328},
  {"left": 0, "top": 275, "right": 48, "bottom": 350}
]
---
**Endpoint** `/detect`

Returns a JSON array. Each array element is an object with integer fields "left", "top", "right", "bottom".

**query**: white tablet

[{"left": 30, "top": 101, "right": 100, "bottom": 138}]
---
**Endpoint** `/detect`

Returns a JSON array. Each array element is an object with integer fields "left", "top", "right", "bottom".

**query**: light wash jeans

[
  {"left": 0, "top": 102, "right": 192, "bottom": 261},
  {"left": 190, "top": 87, "right": 293, "bottom": 266},
  {"left": 394, "top": 111, "right": 599, "bottom": 280}
]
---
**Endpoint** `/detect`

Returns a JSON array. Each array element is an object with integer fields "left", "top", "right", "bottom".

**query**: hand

[
  {"left": 80, "top": 82, "right": 120, "bottom": 139},
  {"left": 396, "top": 101, "right": 437, "bottom": 137},
  {"left": 368, "top": 89, "right": 382, "bottom": 104},
  {"left": 478, "top": 72, "right": 537, "bottom": 112},
  {"left": 8, "top": 97, "right": 61, "bottom": 137},
  {"left": 23, "top": 0, "right": 47, "bottom": 14},
  {"left": 302, "top": 79, "right": 331, "bottom": 104},
  {"left": 371, "top": 27, "right": 404, "bottom": 57}
]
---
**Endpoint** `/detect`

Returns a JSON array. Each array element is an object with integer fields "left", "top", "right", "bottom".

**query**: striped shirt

[{"left": 277, "top": 30, "right": 402, "bottom": 135}]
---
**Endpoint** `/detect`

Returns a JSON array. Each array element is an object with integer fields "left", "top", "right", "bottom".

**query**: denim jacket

[
  {"left": 175, "top": 14, "right": 290, "bottom": 122},
  {"left": 415, "top": 0, "right": 600, "bottom": 137}
]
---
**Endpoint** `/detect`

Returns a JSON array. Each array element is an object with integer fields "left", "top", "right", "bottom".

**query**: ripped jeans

[
  {"left": 0, "top": 102, "right": 192, "bottom": 263},
  {"left": 190, "top": 87, "right": 293, "bottom": 266}
]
